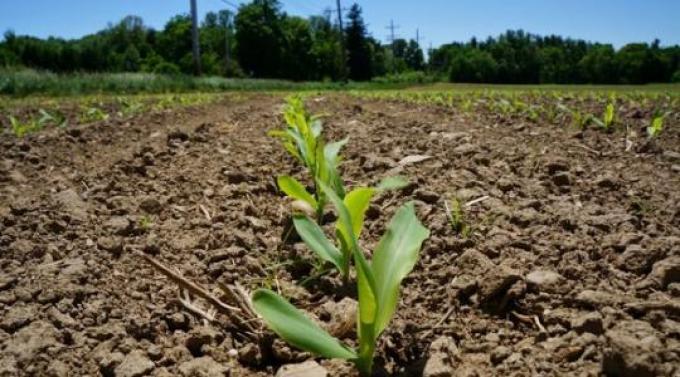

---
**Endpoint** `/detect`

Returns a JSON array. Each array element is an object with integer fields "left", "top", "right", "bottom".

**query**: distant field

[
  {"left": 407, "top": 82, "right": 680, "bottom": 93},
  {"left": 2, "top": 69, "right": 679, "bottom": 97},
  {"left": 0, "top": 69, "right": 410, "bottom": 97}
]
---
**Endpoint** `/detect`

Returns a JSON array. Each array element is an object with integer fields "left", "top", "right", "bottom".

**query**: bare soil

[{"left": 1, "top": 94, "right": 679, "bottom": 376}]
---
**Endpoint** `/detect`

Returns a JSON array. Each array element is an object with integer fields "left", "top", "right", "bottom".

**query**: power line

[
  {"left": 385, "top": 19, "right": 400, "bottom": 45},
  {"left": 218, "top": 0, "right": 240, "bottom": 9},
  {"left": 415, "top": 28, "right": 424, "bottom": 46}
]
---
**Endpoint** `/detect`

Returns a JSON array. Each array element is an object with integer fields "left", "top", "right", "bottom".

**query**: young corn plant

[
  {"left": 445, "top": 197, "right": 470, "bottom": 238},
  {"left": 291, "top": 176, "right": 409, "bottom": 282},
  {"left": 79, "top": 106, "right": 109, "bottom": 123},
  {"left": 647, "top": 111, "right": 665, "bottom": 139},
  {"left": 252, "top": 182, "right": 429, "bottom": 376},
  {"left": 9, "top": 115, "right": 43, "bottom": 137},
  {"left": 593, "top": 100, "right": 615, "bottom": 130},
  {"left": 270, "top": 97, "right": 345, "bottom": 221}
]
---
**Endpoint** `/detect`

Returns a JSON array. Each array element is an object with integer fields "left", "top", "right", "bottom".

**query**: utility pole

[
  {"left": 190, "top": 0, "right": 201, "bottom": 75},
  {"left": 335, "top": 0, "right": 347, "bottom": 80},
  {"left": 386, "top": 20, "right": 399, "bottom": 72},
  {"left": 224, "top": 11, "right": 231, "bottom": 77},
  {"left": 386, "top": 19, "right": 399, "bottom": 45}
]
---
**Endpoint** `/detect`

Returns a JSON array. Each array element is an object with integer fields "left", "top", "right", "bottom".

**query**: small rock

[
  {"left": 105, "top": 216, "right": 133, "bottom": 236},
  {"left": 321, "top": 297, "right": 357, "bottom": 338},
  {"left": 185, "top": 326, "right": 223, "bottom": 356},
  {"left": 167, "top": 130, "right": 189, "bottom": 144},
  {"left": 6, "top": 321, "right": 61, "bottom": 364},
  {"left": 99, "top": 352, "right": 125, "bottom": 376},
  {"left": 0, "top": 276, "right": 17, "bottom": 291},
  {"left": 551, "top": 172, "right": 571, "bottom": 187},
  {"left": 453, "top": 143, "right": 477, "bottom": 155},
  {"left": 115, "top": 350, "right": 155, "bottom": 377},
  {"left": 491, "top": 345, "right": 512, "bottom": 365},
  {"left": 545, "top": 159, "right": 569, "bottom": 175},
  {"left": 276, "top": 360, "right": 327, "bottom": 377},
  {"left": 97, "top": 236, "right": 123, "bottom": 256},
  {"left": 47, "top": 359, "right": 69, "bottom": 377},
  {"left": 595, "top": 174, "right": 618, "bottom": 189},
  {"left": 47, "top": 307, "right": 77, "bottom": 329},
  {"left": 238, "top": 343, "right": 263, "bottom": 366},
  {"left": 616, "top": 244, "right": 661, "bottom": 274},
  {"left": 672, "top": 164, "right": 680, "bottom": 173},
  {"left": 0, "top": 304, "right": 35, "bottom": 331},
  {"left": 423, "top": 336, "right": 458, "bottom": 377},
  {"left": 147, "top": 345, "right": 163, "bottom": 361},
  {"left": 178, "top": 356, "right": 229, "bottom": 377},
  {"left": 478, "top": 266, "right": 522, "bottom": 307},
  {"left": 272, "top": 339, "right": 308, "bottom": 363},
  {"left": 602, "top": 320, "right": 663, "bottom": 377},
  {"left": 646, "top": 256, "right": 680, "bottom": 289},
  {"left": 526, "top": 270, "right": 565, "bottom": 293},
  {"left": 662, "top": 150, "right": 680, "bottom": 162},
  {"left": 139, "top": 197, "right": 162, "bottom": 214},
  {"left": 52, "top": 189, "right": 88, "bottom": 222},
  {"left": 362, "top": 155, "right": 395, "bottom": 172},
  {"left": 222, "top": 170, "right": 251, "bottom": 184},
  {"left": 571, "top": 312, "right": 603, "bottom": 335},
  {"left": 165, "top": 312, "right": 190, "bottom": 332},
  {"left": 414, "top": 189, "right": 440, "bottom": 204},
  {"left": 398, "top": 154, "right": 432, "bottom": 166},
  {"left": 575, "top": 290, "right": 623, "bottom": 307}
]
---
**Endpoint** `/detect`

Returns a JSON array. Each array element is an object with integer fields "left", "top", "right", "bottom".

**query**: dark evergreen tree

[{"left": 344, "top": 4, "right": 372, "bottom": 80}]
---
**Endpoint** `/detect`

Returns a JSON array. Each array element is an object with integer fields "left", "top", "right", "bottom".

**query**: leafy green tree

[
  {"left": 309, "top": 15, "right": 345, "bottom": 80},
  {"left": 234, "top": 0, "right": 285, "bottom": 77},
  {"left": 449, "top": 49, "right": 497, "bottom": 82},
  {"left": 404, "top": 40, "right": 424, "bottom": 70},
  {"left": 578, "top": 45, "right": 617, "bottom": 83},
  {"left": 282, "top": 16, "right": 315, "bottom": 80}
]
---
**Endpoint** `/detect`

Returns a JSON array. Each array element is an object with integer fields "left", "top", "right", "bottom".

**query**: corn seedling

[
  {"left": 38, "top": 109, "right": 68, "bottom": 128},
  {"left": 138, "top": 215, "right": 153, "bottom": 231},
  {"left": 647, "top": 111, "right": 665, "bottom": 138},
  {"left": 270, "top": 97, "right": 346, "bottom": 221},
  {"left": 593, "top": 101, "right": 615, "bottom": 130},
  {"left": 291, "top": 176, "right": 409, "bottom": 282},
  {"left": 9, "top": 115, "right": 43, "bottom": 137},
  {"left": 445, "top": 198, "right": 470, "bottom": 238},
  {"left": 252, "top": 183, "right": 429, "bottom": 376},
  {"left": 117, "top": 97, "right": 145, "bottom": 118},
  {"left": 79, "top": 106, "right": 109, "bottom": 123}
]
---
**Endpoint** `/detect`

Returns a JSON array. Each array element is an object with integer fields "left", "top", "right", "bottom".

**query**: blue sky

[{"left": 1, "top": 0, "right": 678, "bottom": 48}]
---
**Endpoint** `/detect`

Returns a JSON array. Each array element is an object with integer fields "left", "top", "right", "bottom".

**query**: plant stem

[{"left": 355, "top": 345, "right": 375, "bottom": 377}]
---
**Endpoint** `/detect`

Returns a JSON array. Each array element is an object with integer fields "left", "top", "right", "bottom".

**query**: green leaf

[
  {"left": 252, "top": 289, "right": 356, "bottom": 359},
  {"left": 293, "top": 215, "right": 346, "bottom": 275},
  {"left": 603, "top": 103, "right": 614, "bottom": 128},
  {"left": 311, "top": 119, "right": 323, "bottom": 138},
  {"left": 376, "top": 176, "right": 409, "bottom": 191},
  {"left": 337, "top": 187, "right": 375, "bottom": 242},
  {"left": 324, "top": 138, "right": 348, "bottom": 167},
  {"left": 268, "top": 129, "right": 294, "bottom": 141},
  {"left": 277, "top": 176, "right": 317, "bottom": 209},
  {"left": 318, "top": 181, "right": 375, "bottom": 286},
  {"left": 319, "top": 181, "right": 378, "bottom": 343},
  {"left": 324, "top": 138, "right": 349, "bottom": 198},
  {"left": 371, "top": 202, "right": 429, "bottom": 335}
]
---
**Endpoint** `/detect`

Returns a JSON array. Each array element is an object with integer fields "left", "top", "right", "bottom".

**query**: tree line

[
  {"left": 431, "top": 30, "right": 680, "bottom": 84},
  {"left": 0, "top": 0, "right": 678, "bottom": 84}
]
